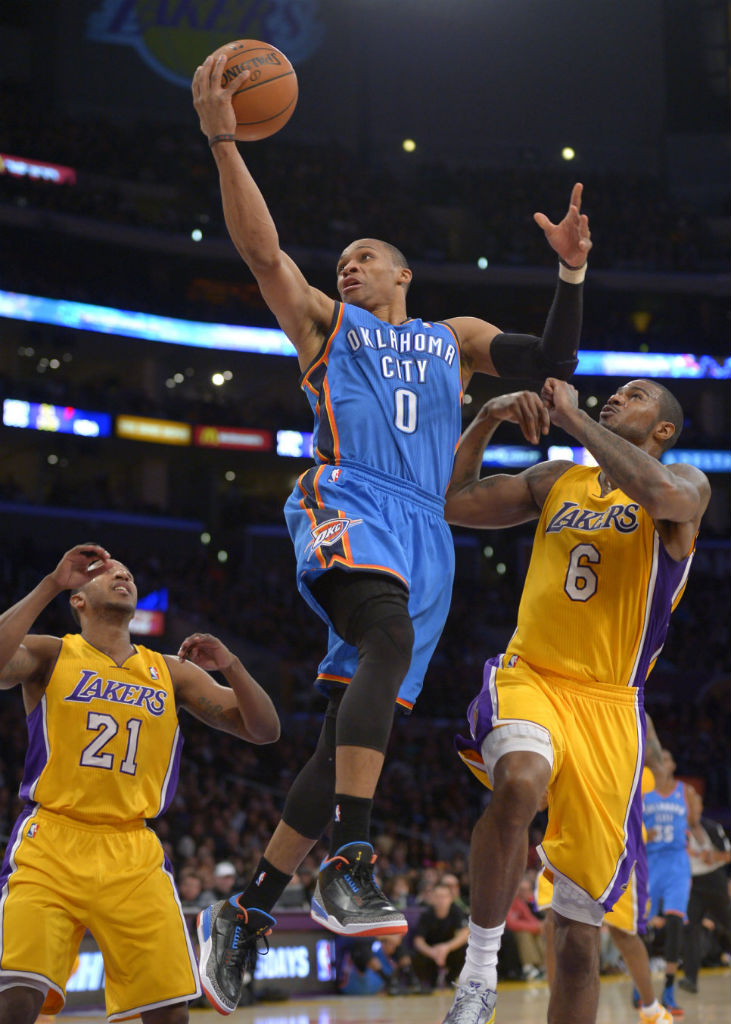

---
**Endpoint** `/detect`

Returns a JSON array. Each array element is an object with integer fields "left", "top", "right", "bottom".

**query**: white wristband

[{"left": 559, "top": 261, "right": 587, "bottom": 284}]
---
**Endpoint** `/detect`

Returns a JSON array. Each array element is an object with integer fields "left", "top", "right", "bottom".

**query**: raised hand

[
  {"left": 534, "top": 183, "right": 592, "bottom": 268},
  {"left": 177, "top": 632, "right": 234, "bottom": 672},
  {"left": 49, "top": 544, "right": 112, "bottom": 591},
  {"left": 191, "top": 51, "right": 242, "bottom": 140},
  {"left": 479, "top": 390, "right": 551, "bottom": 445},
  {"left": 541, "top": 377, "right": 580, "bottom": 431}
]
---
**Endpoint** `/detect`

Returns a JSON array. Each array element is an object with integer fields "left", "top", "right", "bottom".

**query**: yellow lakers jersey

[
  {"left": 507, "top": 466, "right": 694, "bottom": 688},
  {"left": 20, "top": 634, "right": 182, "bottom": 823}
]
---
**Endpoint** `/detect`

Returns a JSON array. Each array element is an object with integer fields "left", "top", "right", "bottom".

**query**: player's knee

[
  {"left": 359, "top": 612, "right": 414, "bottom": 678},
  {"left": 492, "top": 753, "right": 549, "bottom": 823},
  {"left": 141, "top": 1001, "right": 189, "bottom": 1023},
  {"left": 552, "top": 914, "right": 601, "bottom": 976},
  {"left": 0, "top": 986, "right": 45, "bottom": 1024}
]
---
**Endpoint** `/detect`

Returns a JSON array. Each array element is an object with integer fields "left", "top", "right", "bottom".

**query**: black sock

[
  {"left": 330, "top": 793, "right": 372, "bottom": 853},
  {"left": 665, "top": 973, "right": 675, "bottom": 990},
  {"left": 239, "top": 857, "right": 292, "bottom": 914}
]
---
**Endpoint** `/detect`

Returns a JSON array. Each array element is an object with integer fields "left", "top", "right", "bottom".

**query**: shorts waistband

[
  {"left": 327, "top": 459, "right": 446, "bottom": 513},
  {"left": 510, "top": 659, "right": 641, "bottom": 705},
  {"left": 35, "top": 806, "right": 146, "bottom": 833}
]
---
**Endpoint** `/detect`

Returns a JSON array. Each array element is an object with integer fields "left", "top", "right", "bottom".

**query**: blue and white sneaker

[
  {"left": 196, "top": 895, "right": 275, "bottom": 1014},
  {"left": 310, "top": 841, "right": 407, "bottom": 936},
  {"left": 442, "top": 979, "right": 497, "bottom": 1023},
  {"left": 661, "top": 984, "right": 685, "bottom": 1017}
]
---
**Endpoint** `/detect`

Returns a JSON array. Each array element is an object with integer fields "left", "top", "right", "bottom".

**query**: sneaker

[
  {"left": 677, "top": 977, "right": 697, "bottom": 994},
  {"left": 639, "top": 1005, "right": 673, "bottom": 1023},
  {"left": 197, "top": 896, "right": 275, "bottom": 1014},
  {"left": 441, "top": 979, "right": 497, "bottom": 1024},
  {"left": 660, "top": 986, "right": 684, "bottom": 1018},
  {"left": 310, "top": 841, "right": 407, "bottom": 936}
]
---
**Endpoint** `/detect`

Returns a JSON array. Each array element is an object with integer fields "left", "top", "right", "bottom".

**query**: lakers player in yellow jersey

[
  {"left": 439, "top": 378, "right": 709, "bottom": 1024},
  {"left": 0, "top": 544, "right": 280, "bottom": 1024}
]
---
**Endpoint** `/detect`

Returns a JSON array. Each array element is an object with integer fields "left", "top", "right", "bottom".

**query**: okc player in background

[
  {"left": 192, "top": 49, "right": 592, "bottom": 1014},
  {"left": 440, "top": 378, "right": 709, "bottom": 1024},
  {"left": 643, "top": 748, "right": 694, "bottom": 1016},
  {"left": 0, "top": 544, "right": 280, "bottom": 1024}
]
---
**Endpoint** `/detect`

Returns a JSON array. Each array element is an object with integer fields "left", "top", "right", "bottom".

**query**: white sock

[
  {"left": 641, "top": 999, "right": 661, "bottom": 1015},
  {"left": 458, "top": 918, "right": 504, "bottom": 991}
]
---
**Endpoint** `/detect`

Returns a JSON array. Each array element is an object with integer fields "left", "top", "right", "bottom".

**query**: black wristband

[
  {"left": 208, "top": 133, "right": 236, "bottom": 148},
  {"left": 559, "top": 256, "right": 586, "bottom": 271}
]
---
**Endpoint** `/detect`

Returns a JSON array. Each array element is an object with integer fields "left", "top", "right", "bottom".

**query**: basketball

[{"left": 215, "top": 39, "right": 298, "bottom": 142}]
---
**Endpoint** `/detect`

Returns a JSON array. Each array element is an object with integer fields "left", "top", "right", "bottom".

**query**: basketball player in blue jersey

[
  {"left": 0, "top": 544, "right": 279, "bottom": 1024},
  {"left": 440, "top": 378, "right": 709, "bottom": 1024},
  {"left": 643, "top": 748, "right": 694, "bottom": 1016},
  {"left": 192, "top": 52, "right": 591, "bottom": 1013}
]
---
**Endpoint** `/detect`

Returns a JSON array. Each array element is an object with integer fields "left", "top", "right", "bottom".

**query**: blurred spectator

[
  {"left": 679, "top": 787, "right": 731, "bottom": 994},
  {"left": 335, "top": 935, "right": 415, "bottom": 996},
  {"left": 200, "top": 860, "right": 237, "bottom": 905},
  {"left": 505, "top": 876, "right": 546, "bottom": 980},
  {"left": 411, "top": 881, "right": 469, "bottom": 991}
]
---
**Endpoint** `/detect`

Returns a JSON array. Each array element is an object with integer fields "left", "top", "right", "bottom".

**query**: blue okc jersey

[
  {"left": 301, "top": 302, "right": 463, "bottom": 498},
  {"left": 643, "top": 781, "right": 688, "bottom": 854}
]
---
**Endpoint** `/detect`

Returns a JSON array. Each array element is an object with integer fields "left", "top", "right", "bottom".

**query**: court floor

[{"left": 54, "top": 968, "right": 730, "bottom": 1023}]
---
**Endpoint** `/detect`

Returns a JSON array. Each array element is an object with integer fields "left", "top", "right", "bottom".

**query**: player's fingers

[
  {"left": 570, "top": 182, "right": 583, "bottom": 211},
  {"left": 533, "top": 212, "right": 554, "bottom": 232}
]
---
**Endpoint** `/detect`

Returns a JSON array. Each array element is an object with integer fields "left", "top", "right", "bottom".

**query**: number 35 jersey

[
  {"left": 20, "top": 634, "right": 182, "bottom": 823},
  {"left": 507, "top": 465, "right": 695, "bottom": 690}
]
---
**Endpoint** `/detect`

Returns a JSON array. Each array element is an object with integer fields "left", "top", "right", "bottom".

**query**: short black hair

[{"left": 644, "top": 380, "right": 684, "bottom": 451}]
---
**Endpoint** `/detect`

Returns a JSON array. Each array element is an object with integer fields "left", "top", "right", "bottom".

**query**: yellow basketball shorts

[
  {"left": 0, "top": 806, "right": 200, "bottom": 1020},
  {"left": 456, "top": 655, "right": 645, "bottom": 910}
]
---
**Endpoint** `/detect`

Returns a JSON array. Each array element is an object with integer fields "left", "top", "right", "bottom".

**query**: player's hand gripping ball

[{"left": 214, "top": 39, "right": 298, "bottom": 141}]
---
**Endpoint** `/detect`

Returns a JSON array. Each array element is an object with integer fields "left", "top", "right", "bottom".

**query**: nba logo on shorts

[
  {"left": 329, "top": 468, "right": 342, "bottom": 483},
  {"left": 27, "top": 823, "right": 39, "bottom": 838}
]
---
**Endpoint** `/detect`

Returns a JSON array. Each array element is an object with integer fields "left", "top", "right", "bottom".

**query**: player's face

[
  {"left": 598, "top": 380, "right": 664, "bottom": 444},
  {"left": 84, "top": 560, "right": 137, "bottom": 614},
  {"left": 336, "top": 240, "right": 401, "bottom": 307}
]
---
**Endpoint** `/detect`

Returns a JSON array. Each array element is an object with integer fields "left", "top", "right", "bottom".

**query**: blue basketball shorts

[
  {"left": 646, "top": 849, "right": 691, "bottom": 918},
  {"left": 284, "top": 460, "right": 454, "bottom": 710}
]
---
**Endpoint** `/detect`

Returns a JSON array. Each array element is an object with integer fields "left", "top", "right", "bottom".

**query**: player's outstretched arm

[
  {"left": 542, "top": 378, "right": 711, "bottom": 541},
  {"left": 170, "top": 632, "right": 280, "bottom": 744},
  {"left": 0, "top": 544, "right": 111, "bottom": 687},
  {"left": 192, "top": 53, "right": 332, "bottom": 368},
  {"left": 448, "top": 184, "right": 591, "bottom": 387},
  {"left": 445, "top": 391, "right": 569, "bottom": 528}
]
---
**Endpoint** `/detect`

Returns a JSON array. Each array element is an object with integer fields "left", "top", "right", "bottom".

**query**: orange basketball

[{"left": 215, "top": 39, "right": 298, "bottom": 142}]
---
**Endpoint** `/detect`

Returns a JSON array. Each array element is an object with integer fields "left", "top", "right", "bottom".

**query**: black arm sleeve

[{"left": 490, "top": 277, "right": 583, "bottom": 381}]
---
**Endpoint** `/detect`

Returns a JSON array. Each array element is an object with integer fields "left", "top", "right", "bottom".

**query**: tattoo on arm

[
  {"left": 0, "top": 646, "right": 46, "bottom": 686},
  {"left": 193, "top": 694, "right": 241, "bottom": 731}
]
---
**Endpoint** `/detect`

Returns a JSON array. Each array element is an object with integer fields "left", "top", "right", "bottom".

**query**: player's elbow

[
  {"left": 543, "top": 357, "right": 578, "bottom": 381},
  {"left": 248, "top": 714, "right": 281, "bottom": 745}
]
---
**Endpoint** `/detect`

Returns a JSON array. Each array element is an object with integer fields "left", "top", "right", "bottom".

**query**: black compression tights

[{"left": 281, "top": 571, "right": 414, "bottom": 839}]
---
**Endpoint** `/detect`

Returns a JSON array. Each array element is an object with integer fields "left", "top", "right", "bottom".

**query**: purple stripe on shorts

[
  {"left": 0, "top": 803, "right": 36, "bottom": 893},
  {"left": 634, "top": 842, "right": 650, "bottom": 934},
  {"left": 18, "top": 700, "right": 48, "bottom": 802},
  {"left": 454, "top": 655, "right": 501, "bottom": 758},
  {"left": 603, "top": 750, "right": 645, "bottom": 911}
]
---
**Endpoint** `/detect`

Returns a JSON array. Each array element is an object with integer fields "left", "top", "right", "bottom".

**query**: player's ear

[
  {"left": 397, "top": 267, "right": 412, "bottom": 289},
  {"left": 654, "top": 420, "right": 675, "bottom": 447}
]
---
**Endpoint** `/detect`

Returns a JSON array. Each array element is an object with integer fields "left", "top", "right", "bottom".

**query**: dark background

[{"left": 0, "top": 0, "right": 728, "bottom": 855}]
